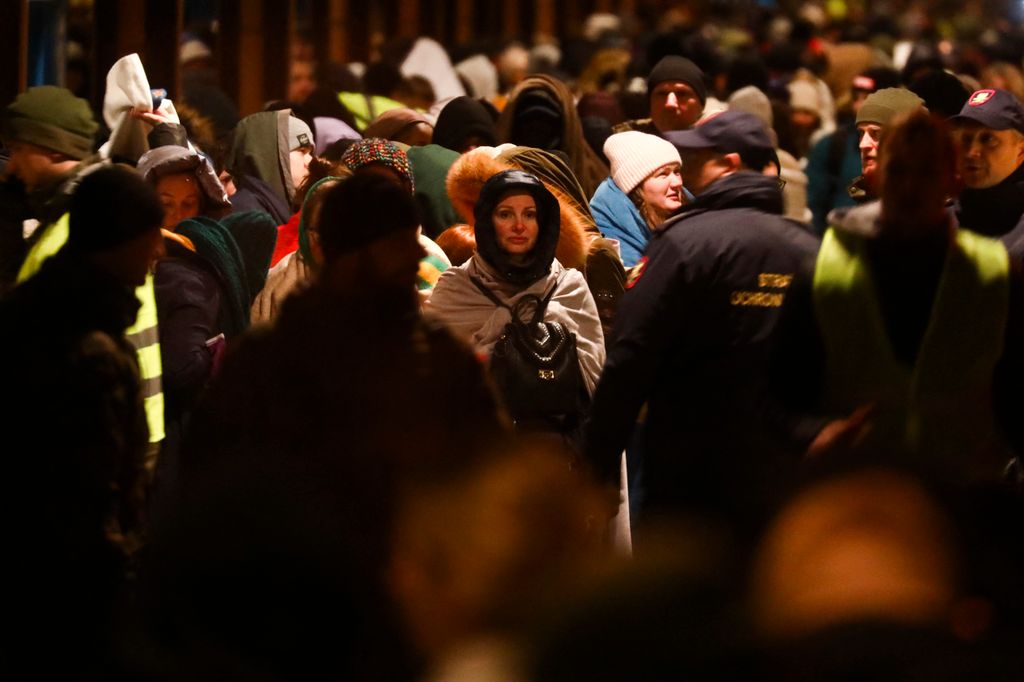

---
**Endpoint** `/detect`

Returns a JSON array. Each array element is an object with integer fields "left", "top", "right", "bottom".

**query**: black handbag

[{"left": 469, "top": 275, "right": 582, "bottom": 419}]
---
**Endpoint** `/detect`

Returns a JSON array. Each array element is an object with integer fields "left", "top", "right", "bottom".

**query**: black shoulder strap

[
  {"left": 537, "top": 277, "right": 560, "bottom": 312},
  {"left": 471, "top": 274, "right": 563, "bottom": 325},
  {"left": 469, "top": 275, "right": 511, "bottom": 310},
  {"left": 523, "top": 276, "right": 562, "bottom": 325}
]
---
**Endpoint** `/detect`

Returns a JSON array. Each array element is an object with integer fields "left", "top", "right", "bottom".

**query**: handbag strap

[
  {"left": 470, "top": 274, "right": 563, "bottom": 326},
  {"left": 536, "top": 277, "right": 560, "bottom": 319},
  {"left": 469, "top": 275, "right": 511, "bottom": 311}
]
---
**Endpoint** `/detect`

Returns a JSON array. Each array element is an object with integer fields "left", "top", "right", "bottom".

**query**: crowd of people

[{"left": 4, "top": 3, "right": 1024, "bottom": 679}]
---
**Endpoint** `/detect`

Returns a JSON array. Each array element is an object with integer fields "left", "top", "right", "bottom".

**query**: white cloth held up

[{"left": 100, "top": 53, "right": 182, "bottom": 163}]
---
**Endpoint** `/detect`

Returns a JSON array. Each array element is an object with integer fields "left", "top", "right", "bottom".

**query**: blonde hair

[{"left": 627, "top": 185, "right": 659, "bottom": 230}]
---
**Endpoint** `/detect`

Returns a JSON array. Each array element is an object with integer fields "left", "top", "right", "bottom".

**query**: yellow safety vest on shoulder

[
  {"left": 17, "top": 213, "right": 165, "bottom": 444},
  {"left": 337, "top": 92, "right": 406, "bottom": 131},
  {"left": 812, "top": 226, "right": 1010, "bottom": 477}
]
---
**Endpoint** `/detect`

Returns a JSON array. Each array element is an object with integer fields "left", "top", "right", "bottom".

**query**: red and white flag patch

[
  {"left": 969, "top": 89, "right": 996, "bottom": 106},
  {"left": 625, "top": 256, "right": 648, "bottom": 289}
]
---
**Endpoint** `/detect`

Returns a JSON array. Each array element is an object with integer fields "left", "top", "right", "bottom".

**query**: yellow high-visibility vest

[
  {"left": 337, "top": 92, "right": 406, "bottom": 131},
  {"left": 17, "top": 214, "right": 165, "bottom": 444},
  {"left": 813, "top": 226, "right": 1009, "bottom": 474}
]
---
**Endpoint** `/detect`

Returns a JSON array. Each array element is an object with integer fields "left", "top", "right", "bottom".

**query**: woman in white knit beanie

[{"left": 589, "top": 131, "right": 683, "bottom": 266}]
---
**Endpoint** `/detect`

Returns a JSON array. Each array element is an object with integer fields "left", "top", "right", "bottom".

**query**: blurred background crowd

[{"left": 4, "top": 0, "right": 1024, "bottom": 680}]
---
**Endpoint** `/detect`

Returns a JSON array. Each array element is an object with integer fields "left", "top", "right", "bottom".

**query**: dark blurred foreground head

[
  {"left": 316, "top": 172, "right": 425, "bottom": 302},
  {"left": 877, "top": 109, "right": 958, "bottom": 237},
  {"left": 526, "top": 519, "right": 756, "bottom": 681},
  {"left": 749, "top": 461, "right": 1024, "bottom": 680},
  {"left": 70, "top": 165, "right": 165, "bottom": 287},
  {"left": 752, "top": 467, "right": 958, "bottom": 639},
  {"left": 390, "top": 440, "right": 608, "bottom": 672}
]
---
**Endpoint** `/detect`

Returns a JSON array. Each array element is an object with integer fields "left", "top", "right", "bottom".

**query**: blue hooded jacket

[{"left": 590, "top": 176, "right": 651, "bottom": 267}]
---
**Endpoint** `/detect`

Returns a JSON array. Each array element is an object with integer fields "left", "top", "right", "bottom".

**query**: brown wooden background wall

[{"left": 1, "top": 0, "right": 651, "bottom": 115}]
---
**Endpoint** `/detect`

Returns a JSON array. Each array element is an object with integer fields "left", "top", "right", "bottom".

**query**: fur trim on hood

[{"left": 446, "top": 149, "right": 589, "bottom": 270}]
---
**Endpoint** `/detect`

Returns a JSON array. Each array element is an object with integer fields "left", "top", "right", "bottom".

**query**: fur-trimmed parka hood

[{"left": 446, "top": 148, "right": 589, "bottom": 270}]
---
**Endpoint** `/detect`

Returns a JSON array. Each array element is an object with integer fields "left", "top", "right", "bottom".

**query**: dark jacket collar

[
  {"left": 683, "top": 171, "right": 785, "bottom": 216},
  {"left": 955, "top": 162, "right": 1024, "bottom": 237},
  {"left": 231, "top": 174, "right": 292, "bottom": 225}
]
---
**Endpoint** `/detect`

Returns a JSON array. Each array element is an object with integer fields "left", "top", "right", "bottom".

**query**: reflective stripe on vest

[
  {"left": 17, "top": 215, "right": 165, "bottom": 443},
  {"left": 812, "top": 227, "right": 1009, "bottom": 466},
  {"left": 17, "top": 213, "right": 70, "bottom": 282},
  {"left": 126, "top": 272, "right": 164, "bottom": 442}
]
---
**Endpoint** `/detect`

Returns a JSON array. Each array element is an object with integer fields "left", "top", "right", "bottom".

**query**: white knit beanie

[
  {"left": 603, "top": 131, "right": 681, "bottom": 194},
  {"left": 787, "top": 80, "right": 820, "bottom": 115}
]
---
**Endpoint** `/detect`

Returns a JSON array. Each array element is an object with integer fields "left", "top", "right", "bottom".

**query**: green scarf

[
  {"left": 176, "top": 211, "right": 276, "bottom": 337},
  {"left": 298, "top": 176, "right": 347, "bottom": 269}
]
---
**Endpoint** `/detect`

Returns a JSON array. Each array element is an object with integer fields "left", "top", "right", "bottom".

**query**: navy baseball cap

[
  {"left": 951, "top": 89, "right": 1024, "bottom": 134},
  {"left": 665, "top": 110, "right": 775, "bottom": 164}
]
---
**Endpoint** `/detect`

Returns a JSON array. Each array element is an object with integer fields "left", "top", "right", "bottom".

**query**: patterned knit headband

[{"left": 340, "top": 137, "right": 415, "bottom": 194}]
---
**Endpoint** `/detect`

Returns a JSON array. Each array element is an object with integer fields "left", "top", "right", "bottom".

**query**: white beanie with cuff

[{"left": 603, "top": 131, "right": 681, "bottom": 194}]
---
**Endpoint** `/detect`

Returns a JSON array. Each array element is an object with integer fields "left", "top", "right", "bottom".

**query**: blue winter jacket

[{"left": 590, "top": 176, "right": 651, "bottom": 267}]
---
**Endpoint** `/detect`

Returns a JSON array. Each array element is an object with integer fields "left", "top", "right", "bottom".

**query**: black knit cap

[
  {"left": 647, "top": 56, "right": 707, "bottom": 106},
  {"left": 852, "top": 67, "right": 901, "bottom": 94},
  {"left": 68, "top": 165, "right": 164, "bottom": 252},
  {"left": 909, "top": 71, "right": 971, "bottom": 119},
  {"left": 317, "top": 173, "right": 420, "bottom": 261}
]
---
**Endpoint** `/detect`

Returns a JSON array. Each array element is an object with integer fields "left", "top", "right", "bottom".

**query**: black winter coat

[
  {"left": 0, "top": 251, "right": 147, "bottom": 675},
  {"left": 151, "top": 283, "right": 506, "bottom": 680},
  {"left": 154, "top": 245, "right": 221, "bottom": 458},
  {"left": 583, "top": 172, "right": 820, "bottom": 526}
]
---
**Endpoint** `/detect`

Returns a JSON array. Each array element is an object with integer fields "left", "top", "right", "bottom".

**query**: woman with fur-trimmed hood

[
  {"left": 446, "top": 146, "right": 591, "bottom": 272},
  {"left": 446, "top": 145, "right": 626, "bottom": 340},
  {"left": 426, "top": 170, "right": 605, "bottom": 420}
]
